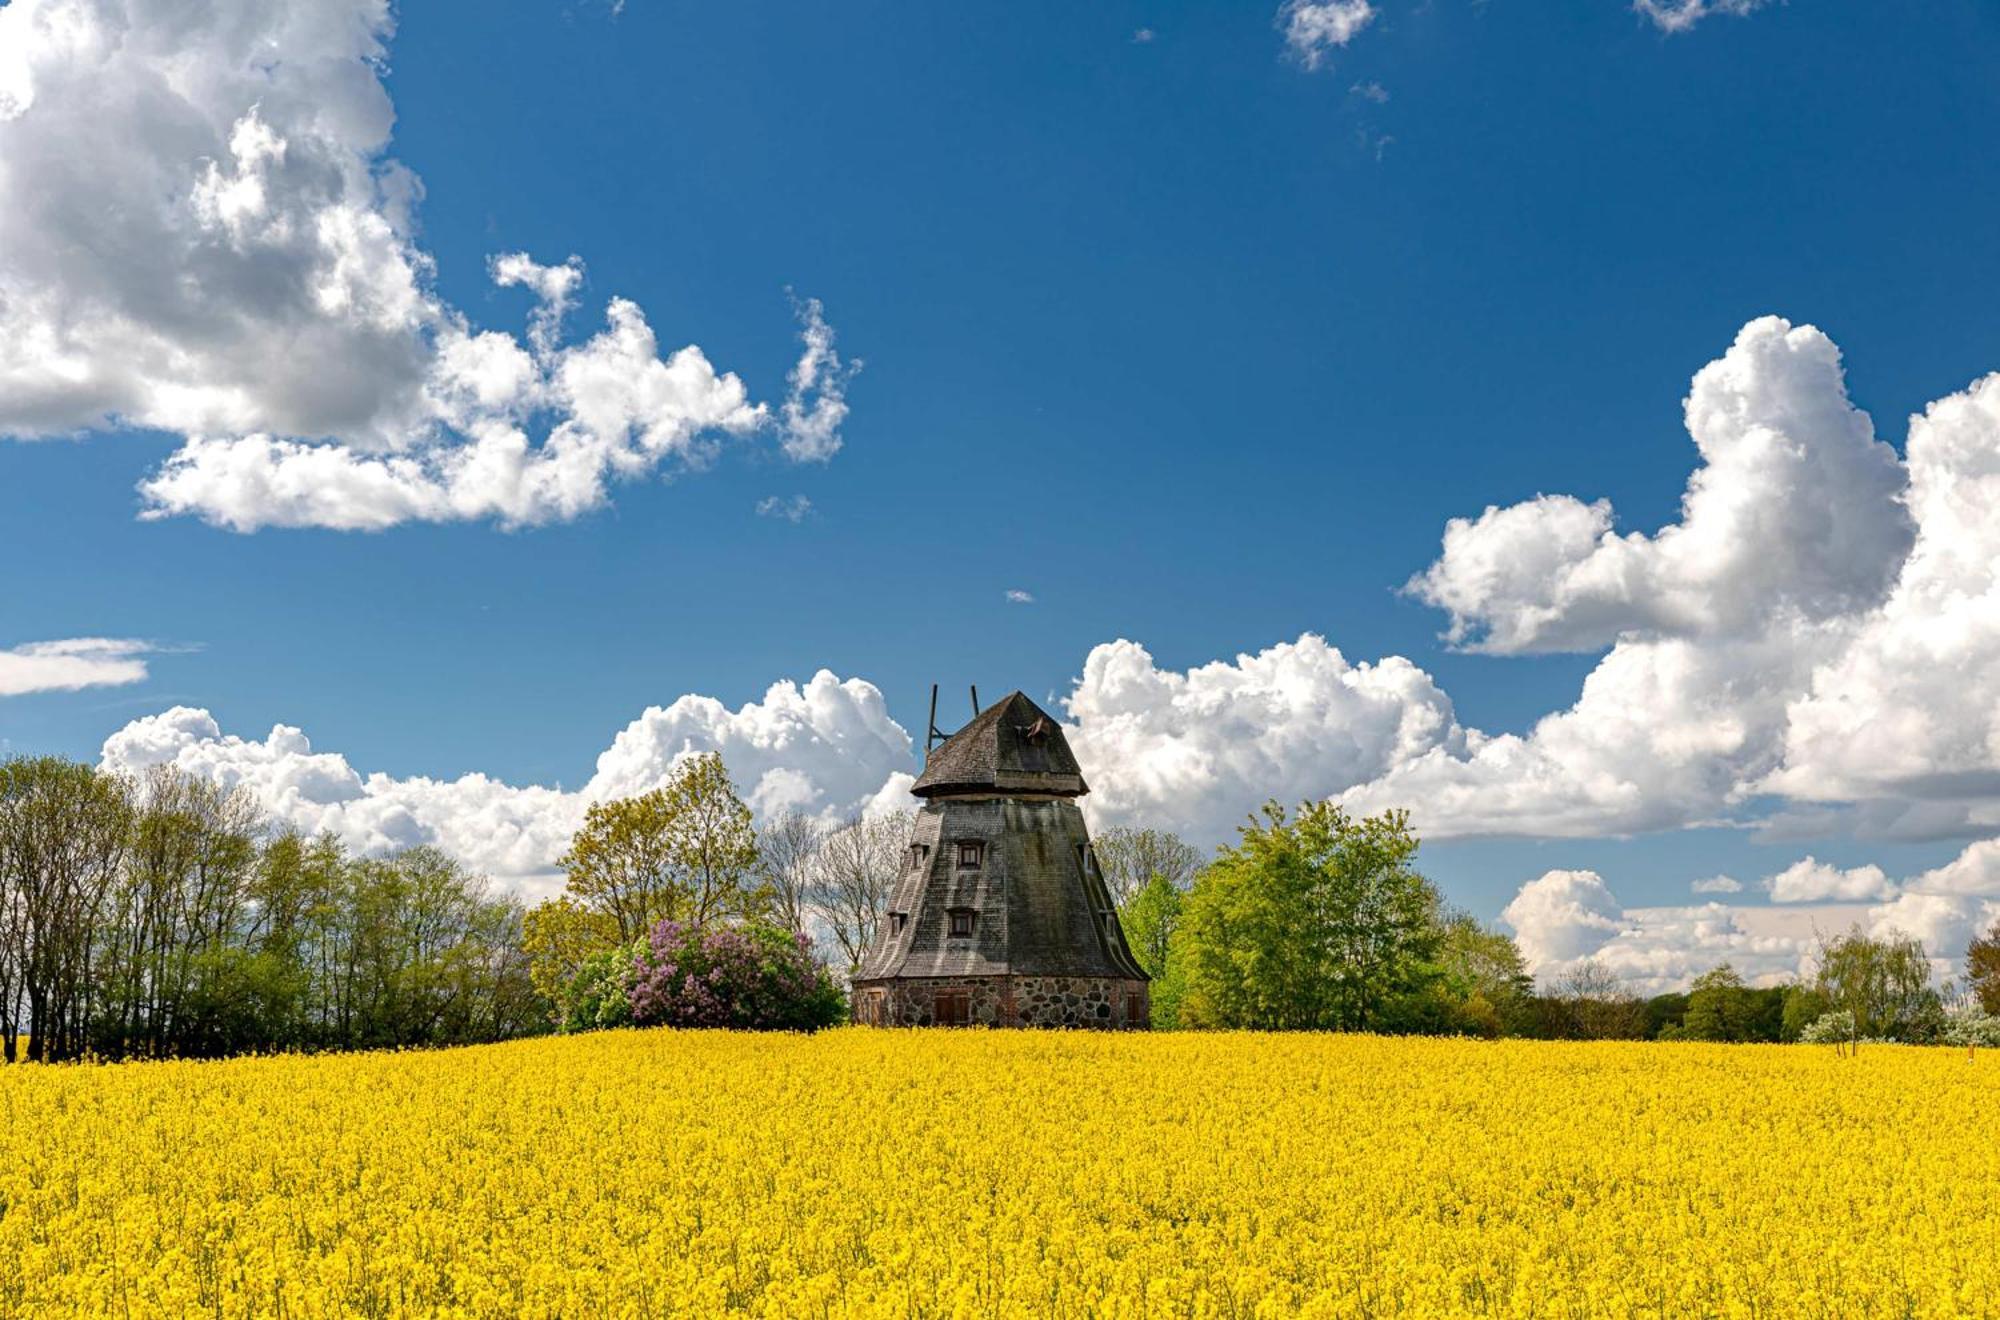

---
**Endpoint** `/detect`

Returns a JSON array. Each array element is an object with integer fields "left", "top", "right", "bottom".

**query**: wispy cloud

[
  {"left": 1350, "top": 80, "right": 1389, "bottom": 103},
  {"left": 0, "top": 638, "right": 162, "bottom": 697},
  {"left": 1280, "top": 0, "right": 1377, "bottom": 71},
  {"left": 1004, "top": 589, "right": 1035, "bottom": 605},
  {"left": 1131, "top": 27, "right": 1157, "bottom": 44},
  {"left": 779, "top": 294, "right": 861, "bottom": 463},
  {"left": 756, "top": 495, "right": 814, "bottom": 524},
  {"left": 1634, "top": 0, "right": 1769, "bottom": 34},
  {"left": 1691, "top": 875, "right": 1743, "bottom": 894}
]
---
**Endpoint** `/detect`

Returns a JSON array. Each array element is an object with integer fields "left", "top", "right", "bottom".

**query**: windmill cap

[{"left": 911, "top": 690, "right": 1090, "bottom": 798}]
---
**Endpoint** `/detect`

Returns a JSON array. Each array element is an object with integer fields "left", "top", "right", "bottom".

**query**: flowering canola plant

[{"left": 0, "top": 1030, "right": 1993, "bottom": 1317}]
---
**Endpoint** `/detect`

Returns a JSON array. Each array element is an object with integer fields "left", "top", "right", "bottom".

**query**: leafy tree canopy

[
  {"left": 559, "top": 752, "right": 762, "bottom": 942},
  {"left": 1176, "top": 803, "right": 1441, "bottom": 1032}
]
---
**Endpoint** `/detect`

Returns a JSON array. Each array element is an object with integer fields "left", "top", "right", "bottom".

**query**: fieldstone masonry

[
  {"left": 861, "top": 975, "right": 1150, "bottom": 1028},
  {"left": 1012, "top": 976, "right": 1149, "bottom": 1028}
]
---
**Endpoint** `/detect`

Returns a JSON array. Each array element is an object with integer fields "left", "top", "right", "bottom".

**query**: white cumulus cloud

[
  {"left": 1501, "top": 867, "right": 1829, "bottom": 994},
  {"left": 1908, "top": 841, "right": 2000, "bottom": 898},
  {"left": 1764, "top": 857, "right": 1897, "bottom": 903},
  {"left": 1865, "top": 890, "right": 2000, "bottom": 982},
  {"left": 100, "top": 671, "right": 916, "bottom": 895},
  {"left": 1407, "top": 318, "right": 1909, "bottom": 656},
  {"left": 1766, "top": 373, "right": 2000, "bottom": 821},
  {"left": 0, "top": 0, "right": 850, "bottom": 532},
  {"left": 1500, "top": 869, "right": 1626, "bottom": 969},
  {"left": 1062, "top": 634, "right": 1464, "bottom": 842},
  {"left": 1496, "top": 836, "right": 2000, "bottom": 995},
  {"left": 1322, "top": 318, "right": 2000, "bottom": 844}
]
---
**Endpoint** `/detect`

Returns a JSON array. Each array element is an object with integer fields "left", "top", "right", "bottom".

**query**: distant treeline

[
  {"left": 1095, "top": 807, "right": 2000, "bottom": 1047},
  {"left": 8, "top": 749, "right": 2000, "bottom": 1062},
  {"left": 0, "top": 756, "right": 538, "bottom": 1062}
]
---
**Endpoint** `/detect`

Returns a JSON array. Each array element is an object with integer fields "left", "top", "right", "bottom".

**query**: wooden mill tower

[{"left": 852, "top": 690, "right": 1150, "bottom": 1028}]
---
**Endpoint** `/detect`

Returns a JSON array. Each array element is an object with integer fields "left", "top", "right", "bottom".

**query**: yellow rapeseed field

[{"left": 0, "top": 1030, "right": 1992, "bottom": 1318}]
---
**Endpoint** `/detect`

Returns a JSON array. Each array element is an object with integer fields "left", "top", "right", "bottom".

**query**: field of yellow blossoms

[{"left": 0, "top": 1029, "right": 1994, "bottom": 1317}]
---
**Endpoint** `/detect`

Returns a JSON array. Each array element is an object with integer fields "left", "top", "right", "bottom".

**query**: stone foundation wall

[
  {"left": 855, "top": 976, "right": 1007, "bottom": 1027},
  {"left": 1012, "top": 976, "right": 1148, "bottom": 1028},
  {"left": 853, "top": 976, "right": 1150, "bottom": 1029}
]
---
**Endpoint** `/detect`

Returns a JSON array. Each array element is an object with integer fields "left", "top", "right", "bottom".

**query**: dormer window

[
  {"left": 957, "top": 841, "right": 984, "bottom": 869},
  {"left": 889, "top": 912, "right": 908, "bottom": 935},
  {"left": 948, "top": 908, "right": 977, "bottom": 938},
  {"left": 909, "top": 843, "right": 930, "bottom": 869}
]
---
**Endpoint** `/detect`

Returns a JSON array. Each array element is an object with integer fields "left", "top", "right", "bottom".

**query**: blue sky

[{"left": 5, "top": 0, "right": 2000, "bottom": 989}]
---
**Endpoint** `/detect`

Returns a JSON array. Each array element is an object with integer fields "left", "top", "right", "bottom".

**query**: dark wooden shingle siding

[{"left": 857, "top": 797, "right": 1147, "bottom": 982}]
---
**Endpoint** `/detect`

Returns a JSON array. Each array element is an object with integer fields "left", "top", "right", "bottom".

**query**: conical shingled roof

[{"left": 911, "top": 691, "right": 1089, "bottom": 798}]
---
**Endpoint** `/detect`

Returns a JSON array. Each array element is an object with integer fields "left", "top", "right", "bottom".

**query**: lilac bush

[{"left": 629, "top": 919, "right": 846, "bottom": 1031}]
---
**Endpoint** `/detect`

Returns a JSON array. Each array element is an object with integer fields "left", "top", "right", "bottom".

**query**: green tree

[
  {"left": 660, "top": 752, "right": 766, "bottom": 928},
  {"left": 1743, "top": 986, "right": 1788, "bottom": 1042},
  {"left": 1814, "top": 927, "right": 1941, "bottom": 1046},
  {"left": 0, "top": 757, "right": 134, "bottom": 1062},
  {"left": 1120, "top": 872, "right": 1183, "bottom": 979},
  {"left": 235, "top": 830, "right": 325, "bottom": 1050},
  {"left": 555, "top": 942, "right": 640, "bottom": 1033},
  {"left": 1968, "top": 919, "right": 2000, "bottom": 1015},
  {"left": 1682, "top": 964, "right": 1756, "bottom": 1042},
  {"left": 1119, "top": 872, "right": 1187, "bottom": 1028},
  {"left": 1436, "top": 911, "right": 1533, "bottom": 1036},
  {"left": 1176, "top": 803, "right": 1440, "bottom": 1031},
  {"left": 560, "top": 752, "right": 761, "bottom": 941},
  {"left": 1780, "top": 984, "right": 1830, "bottom": 1041},
  {"left": 523, "top": 896, "right": 623, "bottom": 1028},
  {"left": 327, "top": 847, "right": 537, "bottom": 1049},
  {"left": 0, "top": 757, "right": 541, "bottom": 1064},
  {"left": 561, "top": 794, "right": 679, "bottom": 942},
  {"left": 1800, "top": 1008, "right": 1858, "bottom": 1055},
  {"left": 1643, "top": 993, "right": 1690, "bottom": 1040},
  {"left": 100, "top": 766, "right": 261, "bottom": 1059}
]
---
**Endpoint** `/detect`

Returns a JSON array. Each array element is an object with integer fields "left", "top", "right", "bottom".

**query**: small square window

[
  {"left": 889, "top": 912, "right": 908, "bottom": 935},
  {"left": 935, "top": 989, "right": 971, "bottom": 1026},
  {"left": 948, "top": 908, "right": 977, "bottom": 938},
  {"left": 957, "top": 841, "right": 984, "bottom": 869}
]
